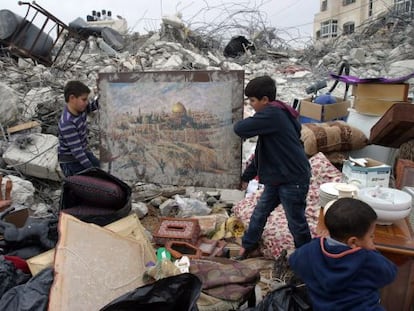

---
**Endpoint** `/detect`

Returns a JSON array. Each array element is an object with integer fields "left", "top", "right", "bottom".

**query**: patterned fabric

[
  {"left": 58, "top": 101, "right": 98, "bottom": 168},
  {"left": 301, "top": 121, "right": 367, "bottom": 156},
  {"left": 232, "top": 152, "right": 342, "bottom": 259},
  {"left": 64, "top": 174, "right": 125, "bottom": 208},
  {"left": 190, "top": 258, "right": 259, "bottom": 301}
]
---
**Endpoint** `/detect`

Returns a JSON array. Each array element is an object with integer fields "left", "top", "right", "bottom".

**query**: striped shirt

[{"left": 58, "top": 101, "right": 98, "bottom": 168}]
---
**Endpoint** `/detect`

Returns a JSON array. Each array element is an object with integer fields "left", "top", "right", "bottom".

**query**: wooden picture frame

[{"left": 97, "top": 70, "right": 244, "bottom": 188}]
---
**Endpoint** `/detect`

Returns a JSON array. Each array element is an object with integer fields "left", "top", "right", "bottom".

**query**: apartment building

[{"left": 313, "top": 0, "right": 413, "bottom": 39}]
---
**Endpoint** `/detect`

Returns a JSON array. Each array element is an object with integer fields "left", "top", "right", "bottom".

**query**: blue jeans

[
  {"left": 242, "top": 182, "right": 311, "bottom": 250},
  {"left": 60, "top": 151, "right": 100, "bottom": 177}
]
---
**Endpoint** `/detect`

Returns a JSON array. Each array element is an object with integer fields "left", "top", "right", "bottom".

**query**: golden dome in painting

[{"left": 172, "top": 101, "right": 186, "bottom": 114}]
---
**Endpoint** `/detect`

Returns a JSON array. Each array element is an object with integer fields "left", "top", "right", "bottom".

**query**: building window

[
  {"left": 343, "top": 22, "right": 355, "bottom": 34},
  {"left": 369, "top": 0, "right": 373, "bottom": 16},
  {"left": 343, "top": 0, "right": 356, "bottom": 5},
  {"left": 321, "top": 0, "right": 328, "bottom": 11},
  {"left": 394, "top": 0, "right": 412, "bottom": 12},
  {"left": 316, "top": 30, "right": 321, "bottom": 39},
  {"left": 321, "top": 20, "right": 338, "bottom": 38}
]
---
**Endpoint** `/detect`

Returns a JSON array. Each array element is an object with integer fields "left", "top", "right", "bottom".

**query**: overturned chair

[{"left": 59, "top": 167, "right": 131, "bottom": 226}]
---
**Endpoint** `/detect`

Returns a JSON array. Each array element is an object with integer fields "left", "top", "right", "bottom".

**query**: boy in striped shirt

[{"left": 58, "top": 81, "right": 100, "bottom": 176}]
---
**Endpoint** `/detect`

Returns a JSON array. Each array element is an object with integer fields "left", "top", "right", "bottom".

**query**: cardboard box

[
  {"left": 299, "top": 97, "right": 350, "bottom": 123},
  {"left": 342, "top": 158, "right": 391, "bottom": 187},
  {"left": 352, "top": 83, "right": 409, "bottom": 116},
  {"left": 353, "top": 99, "right": 410, "bottom": 116},
  {"left": 352, "top": 83, "right": 409, "bottom": 101}
]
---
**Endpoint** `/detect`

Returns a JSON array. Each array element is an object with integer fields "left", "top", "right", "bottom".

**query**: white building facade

[{"left": 313, "top": 0, "right": 413, "bottom": 39}]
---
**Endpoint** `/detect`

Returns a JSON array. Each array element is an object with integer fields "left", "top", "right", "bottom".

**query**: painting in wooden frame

[{"left": 97, "top": 70, "right": 244, "bottom": 188}]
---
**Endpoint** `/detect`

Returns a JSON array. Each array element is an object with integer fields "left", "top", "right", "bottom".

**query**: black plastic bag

[
  {"left": 0, "top": 267, "right": 54, "bottom": 311},
  {"left": 244, "top": 284, "right": 312, "bottom": 311},
  {"left": 100, "top": 273, "right": 202, "bottom": 311}
]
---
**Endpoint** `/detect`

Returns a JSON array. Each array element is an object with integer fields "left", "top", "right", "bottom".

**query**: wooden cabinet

[
  {"left": 375, "top": 218, "right": 414, "bottom": 311},
  {"left": 316, "top": 211, "right": 414, "bottom": 311}
]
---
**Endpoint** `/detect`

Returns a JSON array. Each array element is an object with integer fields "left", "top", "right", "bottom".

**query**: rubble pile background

[{"left": 0, "top": 7, "right": 414, "bottom": 219}]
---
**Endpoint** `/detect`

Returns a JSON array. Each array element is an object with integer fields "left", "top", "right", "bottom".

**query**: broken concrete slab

[
  {"left": 22, "top": 87, "right": 55, "bottom": 120},
  {"left": 0, "top": 82, "right": 20, "bottom": 125},
  {"left": 1, "top": 175, "right": 35, "bottom": 206},
  {"left": 3, "top": 133, "right": 63, "bottom": 181},
  {"left": 389, "top": 59, "right": 414, "bottom": 83},
  {"left": 349, "top": 48, "right": 366, "bottom": 64},
  {"left": 49, "top": 213, "right": 148, "bottom": 311},
  {"left": 218, "top": 189, "right": 246, "bottom": 206},
  {"left": 131, "top": 201, "right": 148, "bottom": 219}
]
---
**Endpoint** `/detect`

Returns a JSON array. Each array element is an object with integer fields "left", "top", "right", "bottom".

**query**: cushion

[
  {"left": 62, "top": 206, "right": 120, "bottom": 216},
  {"left": 64, "top": 175, "right": 125, "bottom": 209},
  {"left": 301, "top": 121, "right": 368, "bottom": 156}
]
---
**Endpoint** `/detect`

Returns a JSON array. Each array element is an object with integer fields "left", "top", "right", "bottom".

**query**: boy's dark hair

[
  {"left": 244, "top": 75, "right": 276, "bottom": 101},
  {"left": 325, "top": 198, "right": 377, "bottom": 241},
  {"left": 64, "top": 81, "right": 90, "bottom": 102}
]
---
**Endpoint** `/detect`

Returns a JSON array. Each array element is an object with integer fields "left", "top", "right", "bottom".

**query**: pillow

[
  {"left": 64, "top": 175, "right": 125, "bottom": 209},
  {"left": 301, "top": 121, "right": 367, "bottom": 156}
]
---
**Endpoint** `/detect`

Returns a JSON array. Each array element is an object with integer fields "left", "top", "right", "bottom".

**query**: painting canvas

[{"left": 98, "top": 71, "right": 244, "bottom": 188}]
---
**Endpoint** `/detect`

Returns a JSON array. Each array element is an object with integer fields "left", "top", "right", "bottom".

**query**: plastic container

[
  {"left": 246, "top": 179, "right": 259, "bottom": 197},
  {"left": 0, "top": 9, "right": 53, "bottom": 58},
  {"left": 313, "top": 93, "right": 337, "bottom": 105}
]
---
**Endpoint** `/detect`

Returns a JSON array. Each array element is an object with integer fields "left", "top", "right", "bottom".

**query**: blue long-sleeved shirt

[
  {"left": 58, "top": 101, "right": 98, "bottom": 168},
  {"left": 289, "top": 237, "right": 397, "bottom": 311}
]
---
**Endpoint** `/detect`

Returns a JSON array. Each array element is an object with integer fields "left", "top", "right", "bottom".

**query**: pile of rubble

[
  {"left": 0, "top": 4, "right": 414, "bottom": 228},
  {"left": 1, "top": 4, "right": 414, "bottom": 309}
]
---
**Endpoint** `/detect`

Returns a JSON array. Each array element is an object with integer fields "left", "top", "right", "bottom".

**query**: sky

[{"left": 1, "top": 0, "right": 320, "bottom": 46}]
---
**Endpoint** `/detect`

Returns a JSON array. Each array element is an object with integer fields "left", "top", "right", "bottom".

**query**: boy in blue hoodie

[
  {"left": 233, "top": 75, "right": 311, "bottom": 259},
  {"left": 289, "top": 198, "right": 397, "bottom": 310}
]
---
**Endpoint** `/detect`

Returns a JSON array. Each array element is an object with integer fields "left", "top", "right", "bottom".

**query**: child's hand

[{"left": 240, "top": 181, "right": 248, "bottom": 191}]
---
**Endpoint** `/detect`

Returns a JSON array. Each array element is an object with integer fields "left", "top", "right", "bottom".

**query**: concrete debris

[
  {"left": 1, "top": 175, "right": 35, "bottom": 207},
  {"left": 0, "top": 82, "right": 19, "bottom": 125},
  {"left": 0, "top": 6, "right": 414, "bottom": 307},
  {"left": 131, "top": 201, "right": 149, "bottom": 219},
  {"left": 0, "top": 9, "right": 412, "bottom": 211},
  {"left": 3, "top": 133, "right": 63, "bottom": 181},
  {"left": 159, "top": 198, "right": 178, "bottom": 217}
]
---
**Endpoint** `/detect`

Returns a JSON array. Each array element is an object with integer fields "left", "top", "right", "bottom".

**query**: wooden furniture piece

[
  {"left": 369, "top": 102, "right": 414, "bottom": 148},
  {"left": 316, "top": 209, "right": 414, "bottom": 311}
]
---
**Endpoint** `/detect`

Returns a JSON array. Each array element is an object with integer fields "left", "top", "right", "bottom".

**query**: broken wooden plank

[{"left": 7, "top": 121, "right": 41, "bottom": 135}]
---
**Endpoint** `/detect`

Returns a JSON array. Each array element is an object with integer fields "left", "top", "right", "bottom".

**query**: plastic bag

[
  {"left": 244, "top": 284, "right": 312, "bottom": 311},
  {"left": 100, "top": 273, "right": 201, "bottom": 311},
  {"left": 0, "top": 267, "right": 53, "bottom": 311},
  {"left": 174, "top": 195, "right": 211, "bottom": 218}
]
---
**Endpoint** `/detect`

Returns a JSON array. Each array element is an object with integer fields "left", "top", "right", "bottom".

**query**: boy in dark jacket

[
  {"left": 233, "top": 75, "right": 311, "bottom": 259},
  {"left": 289, "top": 198, "right": 397, "bottom": 310}
]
